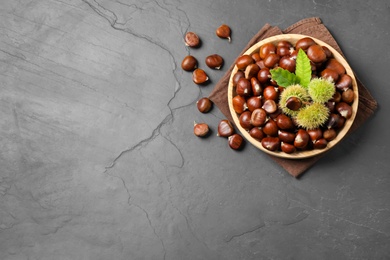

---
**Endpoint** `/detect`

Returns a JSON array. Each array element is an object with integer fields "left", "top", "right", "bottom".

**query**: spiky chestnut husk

[
  {"left": 308, "top": 78, "right": 336, "bottom": 103},
  {"left": 295, "top": 102, "right": 330, "bottom": 130},
  {"left": 279, "top": 84, "right": 310, "bottom": 116}
]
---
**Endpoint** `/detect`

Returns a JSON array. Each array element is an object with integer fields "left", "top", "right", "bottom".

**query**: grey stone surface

[{"left": 0, "top": 0, "right": 389, "bottom": 259}]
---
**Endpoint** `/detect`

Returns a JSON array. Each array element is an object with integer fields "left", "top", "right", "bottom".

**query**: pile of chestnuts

[
  {"left": 230, "top": 37, "right": 356, "bottom": 155},
  {"left": 184, "top": 25, "right": 245, "bottom": 150}
]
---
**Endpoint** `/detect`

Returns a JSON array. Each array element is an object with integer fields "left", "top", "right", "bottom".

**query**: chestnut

[
  {"left": 341, "top": 88, "right": 354, "bottom": 104},
  {"left": 263, "top": 119, "right": 278, "bottom": 137},
  {"left": 232, "top": 95, "right": 247, "bottom": 114},
  {"left": 205, "top": 54, "right": 224, "bottom": 69},
  {"left": 193, "top": 122, "right": 209, "bottom": 137},
  {"left": 216, "top": 24, "right": 231, "bottom": 42},
  {"left": 275, "top": 114, "right": 294, "bottom": 130},
  {"left": 307, "top": 128, "right": 323, "bottom": 141},
  {"left": 325, "top": 58, "right": 346, "bottom": 75},
  {"left": 249, "top": 127, "right": 265, "bottom": 141},
  {"left": 277, "top": 46, "right": 291, "bottom": 57},
  {"left": 236, "top": 78, "right": 252, "bottom": 97},
  {"left": 263, "top": 86, "right": 279, "bottom": 100},
  {"left": 313, "top": 138, "right": 328, "bottom": 149},
  {"left": 257, "top": 68, "right": 271, "bottom": 84},
  {"left": 295, "top": 37, "right": 316, "bottom": 51},
  {"left": 246, "top": 96, "right": 262, "bottom": 112},
  {"left": 263, "top": 53, "right": 280, "bottom": 68},
  {"left": 252, "top": 53, "right": 261, "bottom": 62},
  {"left": 192, "top": 69, "right": 209, "bottom": 84},
  {"left": 251, "top": 77, "right": 262, "bottom": 96},
  {"left": 236, "top": 55, "right": 254, "bottom": 70},
  {"left": 259, "top": 43, "right": 276, "bottom": 59},
  {"left": 239, "top": 111, "right": 253, "bottom": 130},
  {"left": 281, "top": 142, "right": 296, "bottom": 154},
  {"left": 278, "top": 130, "right": 296, "bottom": 143},
  {"left": 181, "top": 55, "right": 198, "bottom": 71},
  {"left": 262, "top": 99, "right": 277, "bottom": 114},
  {"left": 245, "top": 64, "right": 260, "bottom": 79},
  {"left": 294, "top": 129, "right": 310, "bottom": 149},
  {"left": 322, "top": 46, "right": 333, "bottom": 59},
  {"left": 285, "top": 96, "right": 302, "bottom": 111},
  {"left": 279, "top": 56, "right": 296, "bottom": 72},
  {"left": 185, "top": 32, "right": 200, "bottom": 47},
  {"left": 320, "top": 68, "right": 339, "bottom": 82},
  {"left": 326, "top": 113, "right": 341, "bottom": 129},
  {"left": 196, "top": 97, "right": 212, "bottom": 113},
  {"left": 261, "top": 137, "right": 280, "bottom": 151},
  {"left": 251, "top": 108, "right": 267, "bottom": 127},
  {"left": 306, "top": 44, "right": 327, "bottom": 63},
  {"left": 336, "top": 102, "right": 352, "bottom": 119},
  {"left": 233, "top": 71, "right": 245, "bottom": 87},
  {"left": 336, "top": 74, "right": 352, "bottom": 91},
  {"left": 323, "top": 128, "right": 337, "bottom": 141},
  {"left": 217, "top": 120, "right": 234, "bottom": 137},
  {"left": 228, "top": 134, "right": 244, "bottom": 150}
]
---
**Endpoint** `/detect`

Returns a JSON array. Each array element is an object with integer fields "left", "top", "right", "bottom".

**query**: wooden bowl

[{"left": 228, "top": 34, "right": 359, "bottom": 159}]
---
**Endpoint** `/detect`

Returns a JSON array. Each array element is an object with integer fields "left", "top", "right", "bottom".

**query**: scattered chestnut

[
  {"left": 236, "top": 78, "right": 252, "bottom": 97},
  {"left": 281, "top": 142, "right": 296, "bottom": 154},
  {"left": 239, "top": 111, "right": 253, "bottom": 130},
  {"left": 205, "top": 54, "right": 224, "bottom": 69},
  {"left": 246, "top": 96, "right": 262, "bottom": 112},
  {"left": 261, "top": 137, "right": 280, "bottom": 151},
  {"left": 262, "top": 99, "right": 277, "bottom": 114},
  {"left": 184, "top": 32, "right": 200, "bottom": 47},
  {"left": 192, "top": 69, "right": 209, "bottom": 84},
  {"left": 196, "top": 97, "right": 212, "bottom": 113},
  {"left": 236, "top": 55, "right": 254, "bottom": 70},
  {"left": 306, "top": 44, "right": 327, "bottom": 63},
  {"left": 249, "top": 127, "right": 265, "bottom": 141},
  {"left": 323, "top": 128, "right": 337, "bottom": 141},
  {"left": 232, "top": 95, "right": 247, "bottom": 114},
  {"left": 193, "top": 122, "right": 209, "bottom": 137},
  {"left": 216, "top": 24, "right": 231, "bottom": 42},
  {"left": 263, "top": 119, "right": 278, "bottom": 137},
  {"left": 181, "top": 55, "right": 198, "bottom": 71},
  {"left": 251, "top": 108, "right": 267, "bottom": 127},
  {"left": 336, "top": 102, "right": 352, "bottom": 119},
  {"left": 245, "top": 64, "right": 260, "bottom": 79},
  {"left": 217, "top": 119, "right": 234, "bottom": 137},
  {"left": 275, "top": 114, "right": 294, "bottom": 130},
  {"left": 228, "top": 134, "right": 244, "bottom": 150},
  {"left": 294, "top": 129, "right": 310, "bottom": 149}
]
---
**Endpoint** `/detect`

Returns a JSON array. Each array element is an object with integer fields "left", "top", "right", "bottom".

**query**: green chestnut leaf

[
  {"left": 295, "top": 48, "right": 312, "bottom": 88},
  {"left": 270, "top": 67, "right": 299, "bottom": 88}
]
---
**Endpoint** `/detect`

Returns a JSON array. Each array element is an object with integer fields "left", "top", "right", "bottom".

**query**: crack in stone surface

[{"left": 224, "top": 223, "right": 266, "bottom": 243}]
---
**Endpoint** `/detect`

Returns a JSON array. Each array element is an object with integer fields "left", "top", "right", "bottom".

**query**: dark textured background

[{"left": 0, "top": 0, "right": 389, "bottom": 259}]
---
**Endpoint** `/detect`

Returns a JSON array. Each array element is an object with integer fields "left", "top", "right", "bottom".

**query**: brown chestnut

[
  {"left": 278, "top": 130, "right": 296, "bottom": 143},
  {"left": 307, "top": 128, "right": 323, "bottom": 141},
  {"left": 233, "top": 71, "right": 245, "bottom": 87},
  {"left": 341, "top": 88, "right": 354, "bottom": 104},
  {"left": 181, "top": 55, "right": 198, "bottom": 71},
  {"left": 196, "top": 97, "right": 212, "bottom": 113},
  {"left": 263, "top": 53, "right": 280, "bottom": 68},
  {"left": 247, "top": 96, "right": 262, "bottom": 112},
  {"left": 192, "top": 69, "right": 209, "bottom": 84},
  {"left": 275, "top": 114, "right": 294, "bottom": 130},
  {"left": 239, "top": 111, "right": 253, "bottom": 130},
  {"left": 326, "top": 113, "right": 341, "bottom": 129},
  {"left": 262, "top": 99, "right": 277, "bottom": 114},
  {"left": 245, "top": 64, "right": 260, "bottom": 79},
  {"left": 259, "top": 43, "right": 276, "bottom": 59},
  {"left": 263, "top": 86, "right": 279, "bottom": 100},
  {"left": 216, "top": 24, "right": 231, "bottom": 42},
  {"left": 193, "top": 122, "right": 209, "bottom": 137},
  {"left": 232, "top": 95, "right": 247, "bottom": 114},
  {"left": 257, "top": 68, "right": 271, "bottom": 84},
  {"left": 336, "top": 74, "right": 352, "bottom": 91},
  {"left": 279, "top": 56, "right": 296, "bottom": 72},
  {"left": 217, "top": 120, "right": 234, "bottom": 137},
  {"left": 251, "top": 77, "right": 263, "bottom": 96},
  {"left": 294, "top": 129, "right": 310, "bottom": 149},
  {"left": 295, "top": 37, "right": 316, "bottom": 51},
  {"left": 325, "top": 58, "right": 346, "bottom": 75},
  {"left": 307, "top": 44, "right": 327, "bottom": 63},
  {"left": 249, "top": 127, "right": 265, "bottom": 141},
  {"left": 236, "top": 78, "right": 252, "bottom": 97},
  {"left": 205, "top": 54, "right": 224, "bottom": 69},
  {"left": 285, "top": 96, "right": 302, "bottom": 111},
  {"left": 236, "top": 55, "right": 254, "bottom": 70},
  {"left": 251, "top": 108, "right": 267, "bottom": 127},
  {"left": 281, "top": 142, "right": 296, "bottom": 154},
  {"left": 185, "top": 32, "right": 200, "bottom": 47},
  {"left": 323, "top": 128, "right": 337, "bottom": 141},
  {"left": 261, "top": 137, "right": 280, "bottom": 151},
  {"left": 313, "top": 138, "right": 328, "bottom": 149},
  {"left": 263, "top": 119, "right": 278, "bottom": 137},
  {"left": 336, "top": 102, "right": 352, "bottom": 119},
  {"left": 228, "top": 134, "right": 244, "bottom": 150},
  {"left": 320, "top": 68, "right": 339, "bottom": 82}
]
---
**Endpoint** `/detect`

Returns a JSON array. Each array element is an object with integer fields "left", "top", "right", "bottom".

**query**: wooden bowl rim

[{"left": 227, "top": 34, "right": 359, "bottom": 159}]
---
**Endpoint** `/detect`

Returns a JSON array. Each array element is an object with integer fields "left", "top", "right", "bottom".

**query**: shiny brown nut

[
  {"left": 259, "top": 43, "right": 276, "bottom": 59},
  {"left": 217, "top": 119, "right": 234, "bottom": 137},
  {"left": 279, "top": 56, "right": 296, "bottom": 72},
  {"left": 245, "top": 64, "right": 260, "bottom": 79},
  {"left": 249, "top": 127, "right": 265, "bottom": 141},
  {"left": 216, "top": 24, "right": 231, "bottom": 42},
  {"left": 331, "top": 91, "right": 342, "bottom": 103},
  {"left": 205, "top": 54, "right": 224, "bottom": 69},
  {"left": 277, "top": 46, "right": 291, "bottom": 57},
  {"left": 295, "top": 37, "right": 316, "bottom": 51},
  {"left": 285, "top": 96, "right": 302, "bottom": 111},
  {"left": 307, "top": 128, "right": 323, "bottom": 141},
  {"left": 336, "top": 102, "right": 352, "bottom": 119},
  {"left": 257, "top": 68, "right": 271, "bottom": 84},
  {"left": 185, "top": 32, "right": 200, "bottom": 47},
  {"left": 262, "top": 119, "right": 278, "bottom": 137},
  {"left": 193, "top": 122, "right": 209, "bottom": 137},
  {"left": 278, "top": 130, "right": 296, "bottom": 143},
  {"left": 281, "top": 142, "right": 296, "bottom": 154},
  {"left": 239, "top": 111, "right": 253, "bottom": 130},
  {"left": 313, "top": 138, "right": 328, "bottom": 149},
  {"left": 233, "top": 71, "right": 245, "bottom": 87},
  {"left": 192, "top": 69, "right": 209, "bottom": 84},
  {"left": 294, "top": 129, "right": 310, "bottom": 149},
  {"left": 246, "top": 96, "right": 262, "bottom": 112},
  {"left": 263, "top": 53, "right": 280, "bottom": 68},
  {"left": 236, "top": 55, "right": 254, "bottom": 70},
  {"left": 322, "top": 46, "right": 333, "bottom": 59},
  {"left": 236, "top": 78, "right": 252, "bottom": 97},
  {"left": 263, "top": 86, "right": 279, "bottom": 100},
  {"left": 181, "top": 55, "right": 198, "bottom": 71},
  {"left": 196, "top": 97, "right": 212, "bottom": 113},
  {"left": 320, "top": 68, "right": 339, "bottom": 82},
  {"left": 306, "top": 44, "right": 327, "bottom": 63},
  {"left": 323, "top": 128, "right": 337, "bottom": 141},
  {"left": 252, "top": 52, "right": 261, "bottom": 62},
  {"left": 251, "top": 108, "right": 267, "bottom": 127},
  {"left": 251, "top": 77, "right": 263, "bottom": 96},
  {"left": 232, "top": 95, "right": 247, "bottom": 114},
  {"left": 261, "top": 137, "right": 280, "bottom": 151},
  {"left": 336, "top": 74, "right": 352, "bottom": 91},
  {"left": 325, "top": 58, "right": 346, "bottom": 75},
  {"left": 262, "top": 99, "right": 277, "bottom": 114},
  {"left": 228, "top": 134, "right": 244, "bottom": 150},
  {"left": 341, "top": 88, "right": 355, "bottom": 104},
  {"left": 275, "top": 114, "right": 294, "bottom": 130},
  {"left": 326, "top": 113, "right": 341, "bottom": 129},
  {"left": 325, "top": 101, "right": 336, "bottom": 113}
]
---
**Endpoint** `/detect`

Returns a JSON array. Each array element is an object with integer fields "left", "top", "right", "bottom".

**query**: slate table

[{"left": 1, "top": 1, "right": 389, "bottom": 259}]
